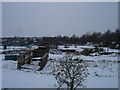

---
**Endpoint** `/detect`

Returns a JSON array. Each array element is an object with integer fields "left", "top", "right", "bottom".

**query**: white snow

[
  {"left": 86, "top": 76, "right": 118, "bottom": 88},
  {"left": 73, "top": 55, "right": 118, "bottom": 61},
  {"left": 33, "top": 57, "right": 42, "bottom": 60},
  {"left": 58, "top": 45, "right": 94, "bottom": 51},
  {"left": 2, "top": 69, "right": 56, "bottom": 88},
  {"left": 2, "top": 58, "right": 118, "bottom": 88},
  {"left": 1, "top": 45, "right": 119, "bottom": 88},
  {"left": 59, "top": 45, "right": 119, "bottom": 53},
  {"left": 48, "top": 53, "right": 63, "bottom": 60}
]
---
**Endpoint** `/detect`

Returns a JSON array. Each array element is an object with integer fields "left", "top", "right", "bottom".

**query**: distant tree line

[
  {"left": 2, "top": 29, "right": 120, "bottom": 48},
  {"left": 79, "top": 29, "right": 120, "bottom": 47},
  {"left": 41, "top": 29, "right": 120, "bottom": 48}
]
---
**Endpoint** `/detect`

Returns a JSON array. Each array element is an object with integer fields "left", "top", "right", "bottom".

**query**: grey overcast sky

[{"left": 2, "top": 2, "right": 118, "bottom": 37}]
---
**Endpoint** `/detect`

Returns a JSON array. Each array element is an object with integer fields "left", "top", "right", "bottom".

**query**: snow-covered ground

[
  {"left": 1, "top": 45, "right": 119, "bottom": 88},
  {"left": 73, "top": 54, "right": 118, "bottom": 61},
  {"left": 2, "top": 58, "right": 118, "bottom": 88},
  {"left": 58, "top": 45, "right": 119, "bottom": 53},
  {"left": 3, "top": 69, "right": 56, "bottom": 88}
]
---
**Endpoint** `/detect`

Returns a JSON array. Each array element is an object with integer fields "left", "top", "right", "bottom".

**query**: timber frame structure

[{"left": 17, "top": 46, "right": 49, "bottom": 70}]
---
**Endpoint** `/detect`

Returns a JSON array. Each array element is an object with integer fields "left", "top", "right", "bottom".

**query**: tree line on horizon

[
  {"left": 41, "top": 29, "right": 120, "bottom": 48},
  {"left": 2, "top": 29, "right": 120, "bottom": 48}
]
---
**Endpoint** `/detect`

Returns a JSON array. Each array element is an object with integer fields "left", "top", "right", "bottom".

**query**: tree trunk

[{"left": 70, "top": 83, "right": 74, "bottom": 90}]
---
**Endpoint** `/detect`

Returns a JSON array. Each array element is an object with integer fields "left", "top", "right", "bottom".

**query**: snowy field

[{"left": 1, "top": 45, "right": 119, "bottom": 88}]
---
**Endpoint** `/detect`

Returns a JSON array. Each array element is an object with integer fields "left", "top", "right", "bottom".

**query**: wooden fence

[
  {"left": 17, "top": 50, "right": 33, "bottom": 69},
  {"left": 17, "top": 46, "right": 49, "bottom": 70},
  {"left": 38, "top": 53, "right": 49, "bottom": 70}
]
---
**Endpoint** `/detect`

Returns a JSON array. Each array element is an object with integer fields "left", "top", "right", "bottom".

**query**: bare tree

[{"left": 52, "top": 54, "right": 88, "bottom": 90}]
